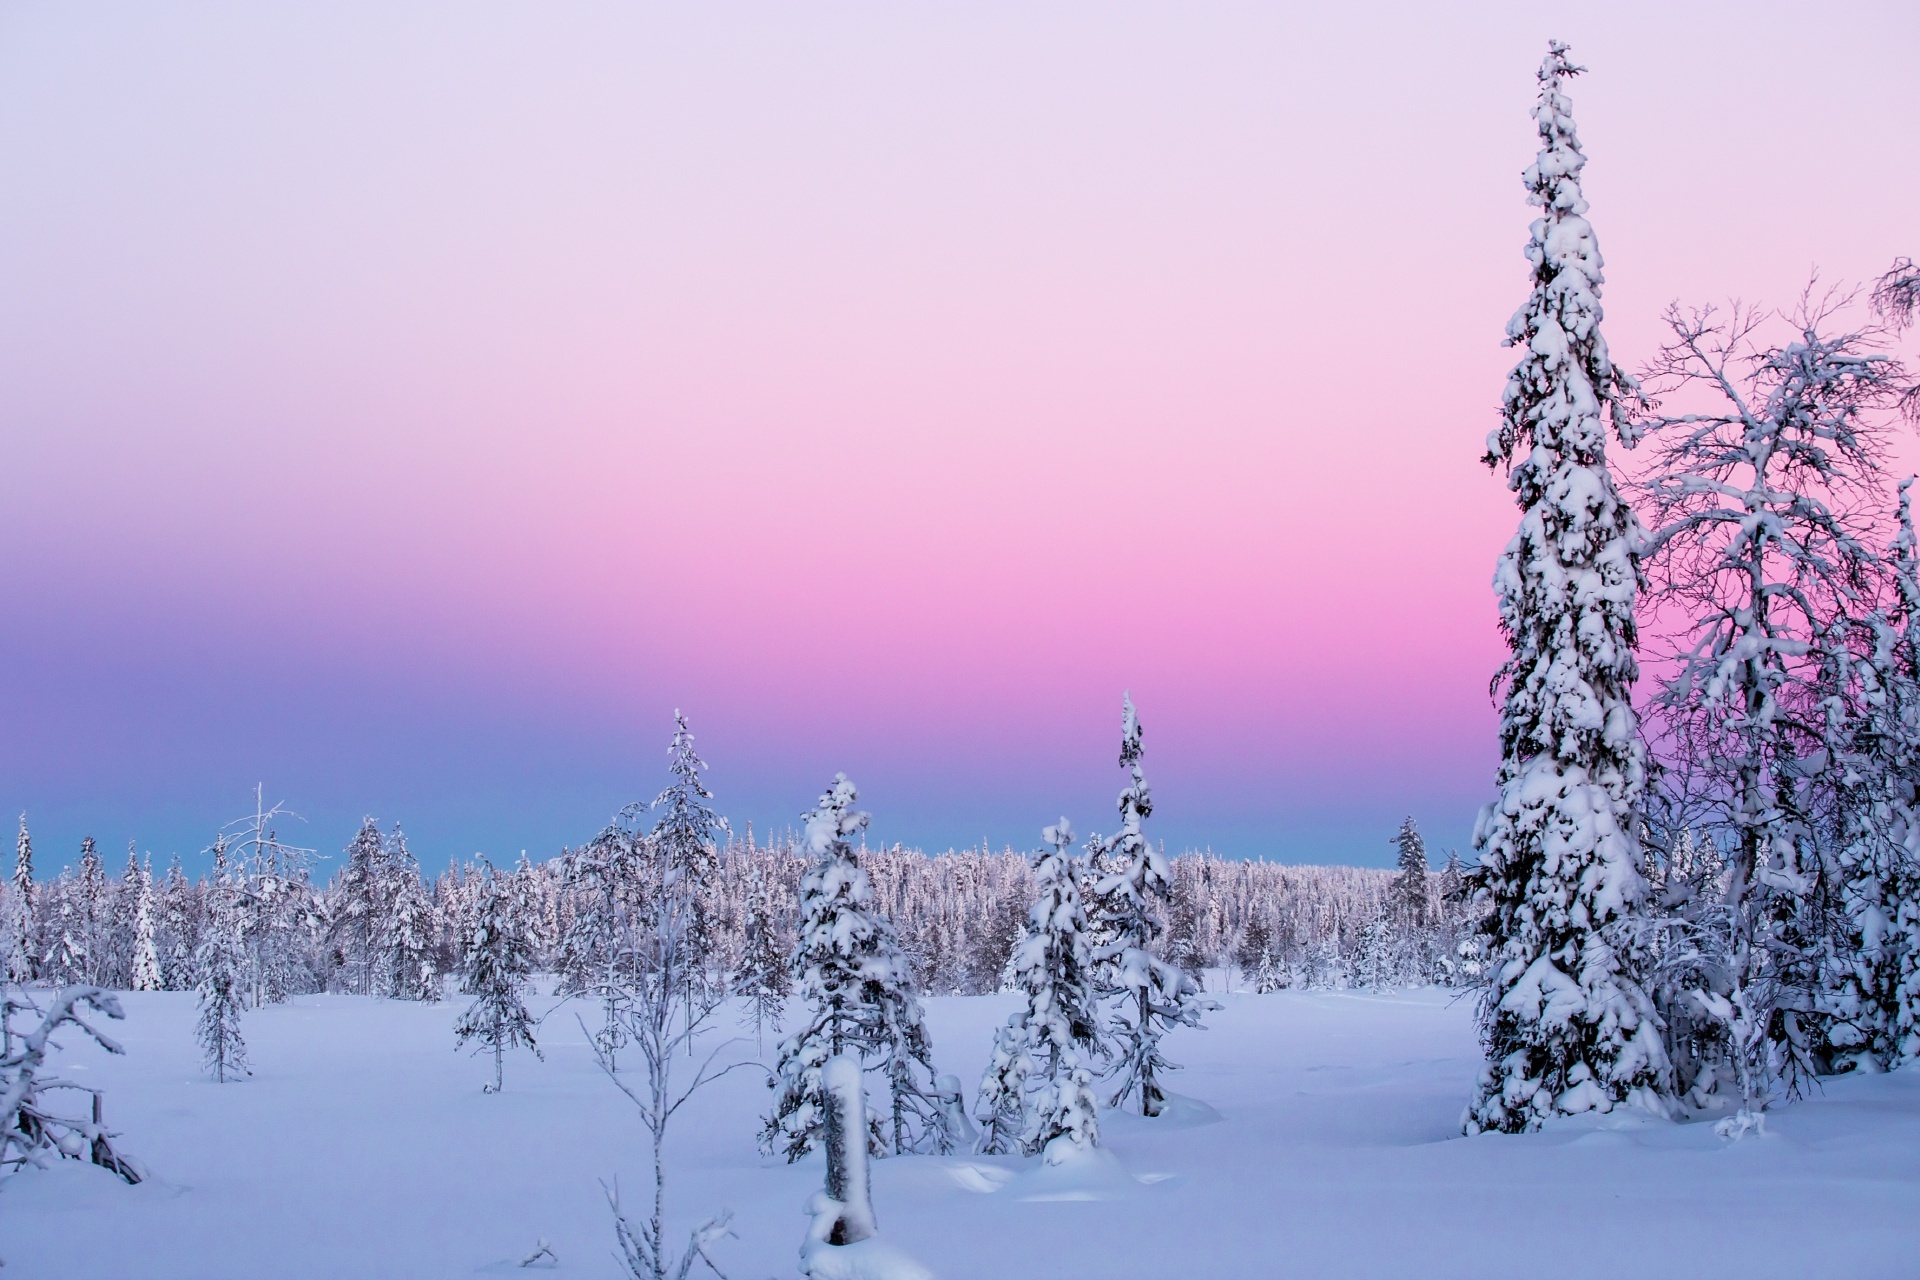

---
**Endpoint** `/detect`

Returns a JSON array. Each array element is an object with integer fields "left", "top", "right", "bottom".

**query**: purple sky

[{"left": 2, "top": 2, "right": 1916, "bottom": 874}]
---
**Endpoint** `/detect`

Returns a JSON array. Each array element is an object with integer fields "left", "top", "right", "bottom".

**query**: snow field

[{"left": 6, "top": 986, "right": 1919, "bottom": 1279}]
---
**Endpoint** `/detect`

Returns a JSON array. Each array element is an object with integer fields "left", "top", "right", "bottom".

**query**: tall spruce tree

[
  {"left": 1092, "top": 694, "right": 1209, "bottom": 1117},
  {"left": 652, "top": 711, "right": 722, "bottom": 1013},
  {"left": 1468, "top": 41, "right": 1668, "bottom": 1134},
  {"left": 195, "top": 842, "right": 250, "bottom": 1083},
  {"left": 130, "top": 854, "right": 163, "bottom": 993},
  {"left": 7, "top": 817, "right": 35, "bottom": 984},
  {"left": 332, "top": 818, "right": 390, "bottom": 995},
  {"left": 1390, "top": 818, "right": 1430, "bottom": 928},
  {"left": 76, "top": 838, "right": 105, "bottom": 986}
]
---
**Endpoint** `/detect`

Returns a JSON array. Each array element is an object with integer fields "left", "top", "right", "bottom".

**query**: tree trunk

[
  {"left": 821, "top": 1054, "right": 874, "bottom": 1245},
  {"left": 1138, "top": 987, "right": 1162, "bottom": 1117}
]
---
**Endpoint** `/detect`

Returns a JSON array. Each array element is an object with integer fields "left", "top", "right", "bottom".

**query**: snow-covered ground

[{"left": 7, "top": 986, "right": 1919, "bottom": 1279}]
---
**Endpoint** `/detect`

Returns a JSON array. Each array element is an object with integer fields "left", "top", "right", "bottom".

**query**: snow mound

[
  {"left": 1101, "top": 1092, "right": 1223, "bottom": 1133},
  {"left": 1001, "top": 1142, "right": 1155, "bottom": 1201},
  {"left": 1149, "top": 1092, "right": 1222, "bottom": 1128},
  {"left": 942, "top": 1161, "right": 1017, "bottom": 1193},
  {"left": 800, "top": 1236, "right": 937, "bottom": 1280}
]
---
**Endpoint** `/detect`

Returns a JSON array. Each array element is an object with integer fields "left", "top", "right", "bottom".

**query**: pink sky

[{"left": 1, "top": 2, "right": 1916, "bottom": 869}]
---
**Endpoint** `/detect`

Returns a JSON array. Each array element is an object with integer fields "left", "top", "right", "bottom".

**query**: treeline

[{"left": 0, "top": 810, "right": 1478, "bottom": 1008}]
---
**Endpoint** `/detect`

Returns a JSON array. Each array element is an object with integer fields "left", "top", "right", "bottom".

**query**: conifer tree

[
  {"left": 762, "top": 775, "right": 944, "bottom": 1160},
  {"left": 1468, "top": 41, "right": 1668, "bottom": 1134},
  {"left": 976, "top": 818, "right": 1101, "bottom": 1158},
  {"left": 1235, "top": 912, "right": 1281, "bottom": 992},
  {"left": 1811, "top": 476, "right": 1920, "bottom": 1072},
  {"left": 1390, "top": 818, "right": 1430, "bottom": 927},
  {"left": 159, "top": 855, "right": 195, "bottom": 990},
  {"left": 76, "top": 838, "right": 105, "bottom": 986},
  {"left": 332, "top": 818, "right": 389, "bottom": 995},
  {"left": 1092, "top": 695, "right": 1209, "bottom": 1117},
  {"left": 734, "top": 864, "right": 789, "bottom": 1052},
  {"left": 453, "top": 864, "right": 542, "bottom": 1093},
  {"left": 653, "top": 711, "right": 722, "bottom": 997},
  {"left": 195, "top": 842, "right": 250, "bottom": 1083},
  {"left": 130, "top": 855, "right": 163, "bottom": 993},
  {"left": 385, "top": 869, "right": 440, "bottom": 1002},
  {"left": 6, "top": 816, "right": 34, "bottom": 984}
]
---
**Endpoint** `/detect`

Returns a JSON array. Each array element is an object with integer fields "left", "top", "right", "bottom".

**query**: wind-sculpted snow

[{"left": 6, "top": 987, "right": 1920, "bottom": 1278}]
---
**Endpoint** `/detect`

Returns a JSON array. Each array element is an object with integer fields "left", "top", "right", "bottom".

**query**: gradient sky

[{"left": 2, "top": 2, "right": 1916, "bottom": 875}]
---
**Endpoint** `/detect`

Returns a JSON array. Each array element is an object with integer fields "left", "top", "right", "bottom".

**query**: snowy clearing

[{"left": 5, "top": 986, "right": 1918, "bottom": 1280}]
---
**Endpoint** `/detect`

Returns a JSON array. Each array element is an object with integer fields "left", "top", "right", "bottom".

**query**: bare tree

[
  {"left": 2, "top": 985, "right": 142, "bottom": 1186},
  {"left": 1633, "top": 285, "right": 1913, "bottom": 1118},
  {"left": 595, "top": 725, "right": 746, "bottom": 1280}
]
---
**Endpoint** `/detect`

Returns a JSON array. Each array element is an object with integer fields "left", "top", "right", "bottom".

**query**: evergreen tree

[
  {"left": 508, "top": 851, "right": 551, "bottom": 970},
  {"left": 76, "top": 838, "right": 105, "bottom": 986},
  {"left": 6, "top": 816, "right": 35, "bottom": 984},
  {"left": 331, "top": 818, "right": 390, "bottom": 994},
  {"left": 453, "top": 864, "right": 541, "bottom": 1093},
  {"left": 195, "top": 844, "right": 250, "bottom": 1083},
  {"left": 762, "top": 775, "right": 943, "bottom": 1160},
  {"left": 1390, "top": 818, "right": 1430, "bottom": 927},
  {"left": 652, "top": 711, "right": 722, "bottom": 1003},
  {"left": 1817, "top": 477, "right": 1920, "bottom": 1072},
  {"left": 159, "top": 855, "right": 196, "bottom": 991},
  {"left": 1235, "top": 913, "right": 1280, "bottom": 993},
  {"left": 976, "top": 818, "right": 1102, "bottom": 1158},
  {"left": 1355, "top": 918, "right": 1395, "bottom": 992},
  {"left": 1091, "top": 695, "right": 1209, "bottom": 1117},
  {"left": 1468, "top": 42, "right": 1668, "bottom": 1134},
  {"left": 384, "top": 868, "right": 440, "bottom": 1002},
  {"left": 734, "top": 864, "right": 789, "bottom": 1052},
  {"left": 130, "top": 854, "right": 163, "bottom": 992}
]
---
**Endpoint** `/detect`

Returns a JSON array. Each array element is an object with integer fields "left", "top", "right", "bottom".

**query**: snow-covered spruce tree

[
  {"left": 6, "top": 817, "right": 36, "bottom": 985},
  {"left": 1012, "top": 819, "right": 1101, "bottom": 1156},
  {"left": 384, "top": 867, "right": 440, "bottom": 1002},
  {"left": 1091, "top": 695, "right": 1210, "bottom": 1117},
  {"left": 453, "top": 863, "right": 542, "bottom": 1093},
  {"left": 970, "top": 1019, "right": 1033, "bottom": 1156},
  {"left": 762, "top": 775, "right": 948, "bottom": 1160},
  {"left": 1390, "top": 818, "right": 1430, "bottom": 928},
  {"left": 194, "top": 847, "right": 250, "bottom": 1083},
  {"left": 734, "top": 864, "right": 789, "bottom": 1052},
  {"left": 1468, "top": 42, "right": 1669, "bottom": 1135},
  {"left": 158, "top": 855, "right": 196, "bottom": 990},
  {"left": 508, "top": 850, "right": 555, "bottom": 971},
  {"left": 75, "top": 838, "right": 105, "bottom": 986},
  {"left": 130, "top": 855, "right": 162, "bottom": 993},
  {"left": 331, "top": 817, "right": 391, "bottom": 995},
  {"left": 1632, "top": 287, "right": 1913, "bottom": 1113},
  {"left": 652, "top": 711, "right": 723, "bottom": 1014},
  {"left": 1822, "top": 480, "right": 1920, "bottom": 1072},
  {"left": 1235, "top": 912, "right": 1283, "bottom": 992}
]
